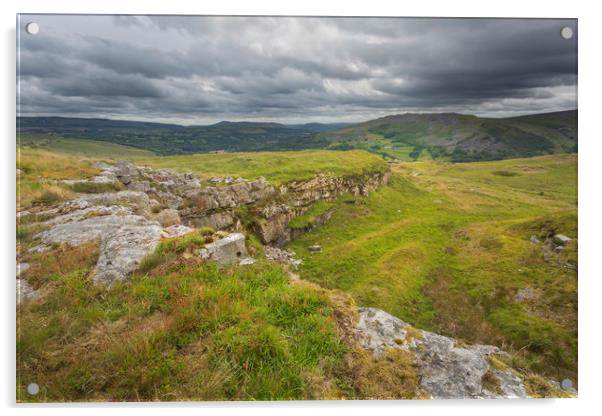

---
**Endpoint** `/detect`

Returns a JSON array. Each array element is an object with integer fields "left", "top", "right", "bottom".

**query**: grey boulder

[{"left": 199, "top": 233, "right": 247, "bottom": 266}]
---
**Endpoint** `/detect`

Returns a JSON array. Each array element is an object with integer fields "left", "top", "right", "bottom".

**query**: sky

[{"left": 17, "top": 15, "right": 577, "bottom": 125}]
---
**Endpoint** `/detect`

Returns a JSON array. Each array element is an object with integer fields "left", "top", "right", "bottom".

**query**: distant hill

[
  {"left": 18, "top": 110, "right": 576, "bottom": 161},
  {"left": 286, "top": 122, "right": 355, "bottom": 132},
  {"left": 319, "top": 110, "right": 577, "bottom": 162},
  {"left": 18, "top": 117, "right": 327, "bottom": 155}
]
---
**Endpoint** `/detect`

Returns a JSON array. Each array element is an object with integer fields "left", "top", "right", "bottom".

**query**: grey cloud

[{"left": 17, "top": 15, "right": 577, "bottom": 123}]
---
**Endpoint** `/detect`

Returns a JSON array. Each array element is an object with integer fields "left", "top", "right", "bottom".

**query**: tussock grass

[{"left": 17, "top": 148, "right": 98, "bottom": 209}]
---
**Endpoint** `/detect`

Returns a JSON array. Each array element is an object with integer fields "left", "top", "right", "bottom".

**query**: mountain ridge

[{"left": 18, "top": 110, "right": 576, "bottom": 161}]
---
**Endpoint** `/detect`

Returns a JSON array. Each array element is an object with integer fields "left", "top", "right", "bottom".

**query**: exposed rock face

[
  {"left": 161, "top": 224, "right": 194, "bottom": 238},
  {"left": 257, "top": 170, "right": 390, "bottom": 245},
  {"left": 93, "top": 221, "right": 162, "bottom": 285},
  {"left": 75, "top": 161, "right": 390, "bottom": 246},
  {"left": 199, "top": 233, "right": 248, "bottom": 266},
  {"left": 21, "top": 161, "right": 390, "bottom": 286},
  {"left": 64, "top": 191, "right": 151, "bottom": 215},
  {"left": 180, "top": 177, "right": 275, "bottom": 225},
  {"left": 154, "top": 208, "right": 181, "bottom": 227},
  {"left": 357, "top": 307, "right": 532, "bottom": 399},
  {"left": 189, "top": 211, "right": 235, "bottom": 230},
  {"left": 34, "top": 209, "right": 163, "bottom": 286}
]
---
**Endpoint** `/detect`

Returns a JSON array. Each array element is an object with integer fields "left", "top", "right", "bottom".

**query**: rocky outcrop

[
  {"left": 257, "top": 170, "right": 390, "bottom": 245},
  {"left": 93, "top": 220, "right": 162, "bottom": 285},
  {"left": 154, "top": 208, "right": 181, "bottom": 227},
  {"left": 85, "top": 161, "right": 389, "bottom": 246},
  {"left": 31, "top": 208, "right": 163, "bottom": 285},
  {"left": 179, "top": 177, "right": 275, "bottom": 225},
  {"left": 161, "top": 224, "right": 194, "bottom": 238},
  {"left": 356, "top": 307, "right": 569, "bottom": 399},
  {"left": 199, "top": 233, "right": 248, "bottom": 266},
  {"left": 21, "top": 160, "right": 390, "bottom": 285},
  {"left": 63, "top": 191, "right": 152, "bottom": 215}
]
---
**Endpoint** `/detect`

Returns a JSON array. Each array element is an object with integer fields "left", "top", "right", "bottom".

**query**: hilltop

[
  {"left": 18, "top": 110, "right": 576, "bottom": 161},
  {"left": 320, "top": 110, "right": 577, "bottom": 161}
]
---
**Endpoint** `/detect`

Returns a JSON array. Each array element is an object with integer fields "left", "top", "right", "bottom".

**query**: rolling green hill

[
  {"left": 17, "top": 117, "right": 330, "bottom": 155},
  {"left": 320, "top": 110, "right": 577, "bottom": 162},
  {"left": 18, "top": 134, "right": 155, "bottom": 158},
  {"left": 18, "top": 111, "right": 576, "bottom": 161}
]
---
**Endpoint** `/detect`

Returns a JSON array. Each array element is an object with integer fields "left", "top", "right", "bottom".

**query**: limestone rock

[
  {"left": 154, "top": 208, "right": 181, "bottom": 227},
  {"left": 239, "top": 257, "right": 256, "bottom": 266},
  {"left": 65, "top": 191, "right": 151, "bottom": 215},
  {"left": 264, "top": 246, "right": 302, "bottom": 268},
  {"left": 93, "top": 221, "right": 162, "bottom": 285},
  {"left": 308, "top": 244, "right": 322, "bottom": 253},
  {"left": 357, "top": 307, "right": 532, "bottom": 399},
  {"left": 199, "top": 233, "right": 247, "bottom": 266},
  {"left": 128, "top": 181, "right": 151, "bottom": 192},
  {"left": 44, "top": 205, "right": 133, "bottom": 226},
  {"left": 37, "top": 213, "right": 146, "bottom": 248},
  {"left": 553, "top": 234, "right": 572, "bottom": 245},
  {"left": 161, "top": 224, "right": 194, "bottom": 238},
  {"left": 189, "top": 211, "right": 234, "bottom": 230}
]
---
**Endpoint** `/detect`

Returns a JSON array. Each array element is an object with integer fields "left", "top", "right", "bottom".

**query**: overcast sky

[{"left": 17, "top": 15, "right": 577, "bottom": 124}]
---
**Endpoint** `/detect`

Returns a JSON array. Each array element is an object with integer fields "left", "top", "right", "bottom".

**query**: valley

[{"left": 19, "top": 110, "right": 576, "bottom": 162}]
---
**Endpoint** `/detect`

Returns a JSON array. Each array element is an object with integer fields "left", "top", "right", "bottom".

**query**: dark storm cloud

[{"left": 17, "top": 15, "right": 577, "bottom": 123}]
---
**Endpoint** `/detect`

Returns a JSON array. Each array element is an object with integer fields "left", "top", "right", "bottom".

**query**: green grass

[
  {"left": 289, "top": 154, "right": 577, "bottom": 382},
  {"left": 17, "top": 148, "right": 98, "bottom": 209},
  {"left": 289, "top": 200, "right": 335, "bottom": 230},
  {"left": 138, "top": 149, "right": 387, "bottom": 186},
  {"left": 17, "top": 241, "right": 351, "bottom": 401},
  {"left": 319, "top": 111, "right": 576, "bottom": 162},
  {"left": 327, "top": 133, "right": 432, "bottom": 162},
  {"left": 19, "top": 134, "right": 155, "bottom": 158}
]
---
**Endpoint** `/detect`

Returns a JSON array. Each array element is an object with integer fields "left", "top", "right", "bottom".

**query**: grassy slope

[
  {"left": 290, "top": 154, "right": 577, "bottom": 381},
  {"left": 320, "top": 111, "right": 576, "bottom": 161},
  {"left": 138, "top": 149, "right": 387, "bottom": 186},
  {"left": 17, "top": 148, "right": 102, "bottom": 210},
  {"left": 17, "top": 232, "right": 422, "bottom": 401},
  {"left": 19, "top": 134, "right": 155, "bottom": 158},
  {"left": 16, "top": 146, "right": 577, "bottom": 397}
]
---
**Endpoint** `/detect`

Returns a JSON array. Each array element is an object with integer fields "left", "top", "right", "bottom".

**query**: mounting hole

[
  {"left": 560, "top": 378, "right": 573, "bottom": 390},
  {"left": 26, "top": 383, "right": 39, "bottom": 395},
  {"left": 25, "top": 22, "right": 39, "bottom": 35},
  {"left": 560, "top": 26, "right": 573, "bottom": 40}
]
